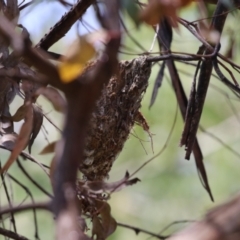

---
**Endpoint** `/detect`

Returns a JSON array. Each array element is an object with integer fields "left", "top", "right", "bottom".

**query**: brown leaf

[
  {"left": 92, "top": 216, "right": 105, "bottom": 240},
  {"left": 11, "top": 104, "right": 27, "bottom": 122},
  {"left": 0, "top": 103, "right": 33, "bottom": 174},
  {"left": 39, "top": 141, "right": 56, "bottom": 155},
  {"left": 95, "top": 200, "right": 117, "bottom": 239},
  {"left": 139, "top": 0, "right": 192, "bottom": 27},
  {"left": 28, "top": 104, "right": 43, "bottom": 153},
  {"left": 36, "top": 87, "right": 66, "bottom": 112}
]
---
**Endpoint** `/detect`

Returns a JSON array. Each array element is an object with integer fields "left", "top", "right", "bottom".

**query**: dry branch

[
  {"left": 0, "top": 227, "right": 29, "bottom": 240},
  {"left": 169, "top": 193, "right": 240, "bottom": 240},
  {"left": 36, "top": 0, "right": 95, "bottom": 50}
]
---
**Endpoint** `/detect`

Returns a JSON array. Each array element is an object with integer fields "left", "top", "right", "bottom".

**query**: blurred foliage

[{"left": 1, "top": 2, "right": 240, "bottom": 240}]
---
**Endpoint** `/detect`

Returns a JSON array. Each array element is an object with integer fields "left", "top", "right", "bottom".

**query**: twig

[
  {"left": 7, "top": 173, "right": 40, "bottom": 240},
  {"left": 159, "top": 220, "right": 196, "bottom": 235},
  {"left": 35, "top": 0, "right": 95, "bottom": 50},
  {"left": 129, "top": 99, "right": 178, "bottom": 179},
  {"left": 199, "top": 125, "right": 240, "bottom": 158},
  {"left": 117, "top": 222, "right": 168, "bottom": 239},
  {"left": 0, "top": 146, "right": 50, "bottom": 175},
  {"left": 16, "top": 158, "right": 53, "bottom": 198},
  {"left": 0, "top": 202, "right": 51, "bottom": 216},
  {"left": 0, "top": 227, "right": 29, "bottom": 240},
  {"left": 0, "top": 163, "right": 17, "bottom": 233},
  {"left": 213, "top": 59, "right": 240, "bottom": 94}
]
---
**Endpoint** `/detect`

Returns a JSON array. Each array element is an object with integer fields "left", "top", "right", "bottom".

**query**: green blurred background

[{"left": 1, "top": 2, "right": 240, "bottom": 240}]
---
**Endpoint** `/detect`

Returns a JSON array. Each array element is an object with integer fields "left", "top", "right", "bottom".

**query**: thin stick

[
  {"left": 117, "top": 222, "right": 168, "bottom": 240},
  {"left": 0, "top": 202, "right": 51, "bottom": 216},
  {"left": 0, "top": 163, "right": 17, "bottom": 233},
  {"left": 7, "top": 173, "right": 40, "bottom": 240},
  {"left": 0, "top": 227, "right": 29, "bottom": 240},
  {"left": 16, "top": 159, "right": 53, "bottom": 198}
]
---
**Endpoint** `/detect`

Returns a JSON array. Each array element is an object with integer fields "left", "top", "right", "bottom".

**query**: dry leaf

[
  {"left": 12, "top": 104, "right": 27, "bottom": 122},
  {"left": 58, "top": 36, "right": 96, "bottom": 83},
  {"left": 92, "top": 216, "right": 105, "bottom": 240},
  {"left": 0, "top": 103, "right": 33, "bottom": 173},
  {"left": 94, "top": 200, "right": 117, "bottom": 239},
  {"left": 139, "top": 0, "right": 193, "bottom": 27},
  {"left": 36, "top": 87, "right": 66, "bottom": 112},
  {"left": 40, "top": 141, "right": 56, "bottom": 155},
  {"left": 28, "top": 104, "right": 43, "bottom": 153}
]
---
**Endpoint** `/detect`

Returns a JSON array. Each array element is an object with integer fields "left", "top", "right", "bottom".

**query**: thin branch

[
  {"left": 16, "top": 158, "right": 53, "bottom": 198},
  {"left": 7, "top": 173, "right": 40, "bottom": 240},
  {"left": 179, "top": 17, "right": 240, "bottom": 72},
  {"left": 117, "top": 222, "right": 168, "bottom": 239},
  {"left": 53, "top": 4, "right": 121, "bottom": 237},
  {"left": 213, "top": 59, "right": 240, "bottom": 94},
  {"left": 0, "top": 202, "right": 51, "bottom": 216},
  {"left": 35, "top": 0, "right": 95, "bottom": 50},
  {"left": 129, "top": 98, "right": 178, "bottom": 180},
  {"left": 0, "top": 227, "right": 29, "bottom": 240},
  {"left": 159, "top": 220, "right": 196, "bottom": 235},
  {"left": 0, "top": 146, "right": 50, "bottom": 175},
  {"left": 0, "top": 163, "right": 17, "bottom": 233},
  {"left": 199, "top": 125, "right": 240, "bottom": 158}
]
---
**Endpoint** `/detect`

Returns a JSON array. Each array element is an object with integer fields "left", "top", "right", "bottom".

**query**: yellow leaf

[{"left": 58, "top": 36, "right": 96, "bottom": 83}]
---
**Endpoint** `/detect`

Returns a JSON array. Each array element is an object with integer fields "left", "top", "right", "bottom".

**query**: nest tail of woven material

[{"left": 80, "top": 57, "right": 152, "bottom": 180}]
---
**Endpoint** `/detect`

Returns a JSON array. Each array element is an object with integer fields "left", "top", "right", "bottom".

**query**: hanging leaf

[
  {"left": 39, "top": 141, "right": 56, "bottom": 155},
  {"left": 28, "top": 104, "right": 43, "bottom": 153},
  {"left": 36, "top": 87, "right": 66, "bottom": 113},
  {"left": 12, "top": 104, "right": 27, "bottom": 122},
  {"left": 149, "top": 61, "right": 166, "bottom": 108},
  {"left": 0, "top": 103, "right": 33, "bottom": 174},
  {"left": 92, "top": 216, "right": 105, "bottom": 240},
  {"left": 58, "top": 36, "right": 96, "bottom": 83},
  {"left": 94, "top": 200, "right": 117, "bottom": 239}
]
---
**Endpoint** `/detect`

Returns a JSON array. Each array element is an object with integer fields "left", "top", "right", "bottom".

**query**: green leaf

[{"left": 121, "top": 0, "right": 140, "bottom": 27}]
